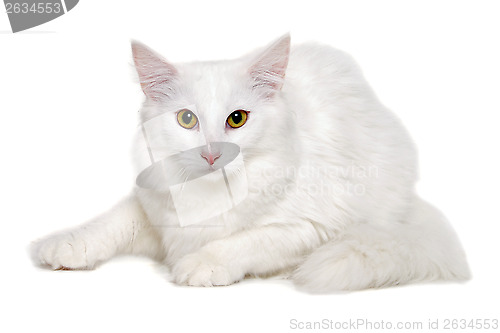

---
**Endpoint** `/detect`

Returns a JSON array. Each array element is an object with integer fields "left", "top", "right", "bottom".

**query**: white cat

[{"left": 31, "top": 34, "right": 470, "bottom": 292}]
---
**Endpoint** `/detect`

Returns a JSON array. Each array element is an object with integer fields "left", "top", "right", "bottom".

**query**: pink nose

[{"left": 200, "top": 151, "right": 221, "bottom": 166}]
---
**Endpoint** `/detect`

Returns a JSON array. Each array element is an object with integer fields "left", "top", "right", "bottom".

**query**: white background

[{"left": 1, "top": 1, "right": 499, "bottom": 332}]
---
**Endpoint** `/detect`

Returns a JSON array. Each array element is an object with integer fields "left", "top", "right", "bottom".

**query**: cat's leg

[
  {"left": 293, "top": 198, "right": 471, "bottom": 292},
  {"left": 31, "top": 195, "right": 162, "bottom": 270},
  {"left": 171, "top": 222, "right": 325, "bottom": 287}
]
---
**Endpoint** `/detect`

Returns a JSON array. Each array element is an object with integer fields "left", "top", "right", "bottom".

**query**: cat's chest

[{"left": 136, "top": 188, "right": 247, "bottom": 258}]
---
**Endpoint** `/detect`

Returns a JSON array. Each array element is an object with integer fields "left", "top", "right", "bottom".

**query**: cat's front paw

[
  {"left": 172, "top": 251, "right": 243, "bottom": 287},
  {"left": 31, "top": 231, "right": 97, "bottom": 270}
]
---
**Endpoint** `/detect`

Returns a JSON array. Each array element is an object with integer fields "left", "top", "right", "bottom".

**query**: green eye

[
  {"left": 227, "top": 110, "right": 248, "bottom": 128},
  {"left": 177, "top": 109, "right": 198, "bottom": 129}
]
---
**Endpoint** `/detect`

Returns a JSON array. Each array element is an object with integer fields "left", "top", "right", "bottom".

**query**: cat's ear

[
  {"left": 131, "top": 41, "right": 178, "bottom": 101},
  {"left": 248, "top": 34, "right": 290, "bottom": 95}
]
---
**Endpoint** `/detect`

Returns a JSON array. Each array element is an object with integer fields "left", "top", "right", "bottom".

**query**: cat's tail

[{"left": 292, "top": 197, "right": 471, "bottom": 292}]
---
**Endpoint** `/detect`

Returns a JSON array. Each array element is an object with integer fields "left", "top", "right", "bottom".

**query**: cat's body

[{"left": 31, "top": 35, "right": 470, "bottom": 292}]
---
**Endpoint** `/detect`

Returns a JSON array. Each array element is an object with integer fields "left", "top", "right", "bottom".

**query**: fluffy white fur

[{"left": 31, "top": 35, "right": 470, "bottom": 292}]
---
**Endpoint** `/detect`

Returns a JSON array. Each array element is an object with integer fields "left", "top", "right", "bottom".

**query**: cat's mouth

[
  {"left": 136, "top": 142, "right": 242, "bottom": 191},
  {"left": 135, "top": 142, "right": 248, "bottom": 226}
]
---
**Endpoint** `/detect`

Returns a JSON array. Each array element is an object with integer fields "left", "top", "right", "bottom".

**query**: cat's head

[{"left": 132, "top": 34, "right": 295, "bottom": 179}]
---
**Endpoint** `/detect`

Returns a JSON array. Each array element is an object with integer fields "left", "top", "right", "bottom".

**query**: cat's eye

[
  {"left": 226, "top": 110, "right": 248, "bottom": 128},
  {"left": 177, "top": 109, "right": 198, "bottom": 129}
]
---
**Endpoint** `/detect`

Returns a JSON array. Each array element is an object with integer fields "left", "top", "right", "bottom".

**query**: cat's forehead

[
  {"left": 178, "top": 61, "right": 247, "bottom": 114},
  {"left": 182, "top": 61, "right": 242, "bottom": 86}
]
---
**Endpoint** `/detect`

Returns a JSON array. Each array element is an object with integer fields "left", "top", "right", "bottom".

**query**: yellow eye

[
  {"left": 227, "top": 110, "right": 248, "bottom": 128},
  {"left": 177, "top": 109, "right": 198, "bottom": 129}
]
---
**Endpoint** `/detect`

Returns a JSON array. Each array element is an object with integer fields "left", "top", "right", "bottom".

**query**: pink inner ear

[
  {"left": 132, "top": 41, "right": 178, "bottom": 101},
  {"left": 249, "top": 34, "right": 291, "bottom": 92}
]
